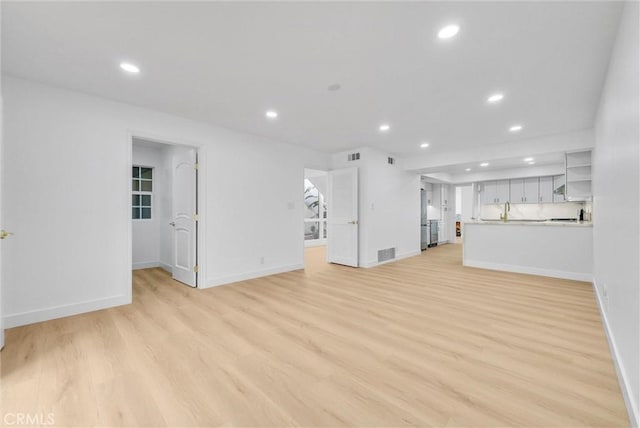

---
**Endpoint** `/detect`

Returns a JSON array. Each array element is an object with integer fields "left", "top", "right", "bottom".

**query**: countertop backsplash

[{"left": 480, "top": 202, "right": 592, "bottom": 221}]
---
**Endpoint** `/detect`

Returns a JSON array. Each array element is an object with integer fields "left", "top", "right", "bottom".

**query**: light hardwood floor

[{"left": 1, "top": 243, "right": 628, "bottom": 427}]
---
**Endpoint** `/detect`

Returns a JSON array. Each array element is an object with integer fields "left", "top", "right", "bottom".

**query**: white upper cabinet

[
  {"left": 510, "top": 178, "right": 525, "bottom": 203},
  {"left": 495, "top": 180, "right": 510, "bottom": 204},
  {"left": 441, "top": 185, "right": 449, "bottom": 206},
  {"left": 482, "top": 181, "right": 497, "bottom": 204},
  {"left": 539, "top": 176, "right": 554, "bottom": 203},
  {"left": 523, "top": 177, "right": 539, "bottom": 203},
  {"left": 510, "top": 177, "right": 539, "bottom": 203},
  {"left": 479, "top": 175, "right": 569, "bottom": 205},
  {"left": 482, "top": 180, "right": 510, "bottom": 204}
]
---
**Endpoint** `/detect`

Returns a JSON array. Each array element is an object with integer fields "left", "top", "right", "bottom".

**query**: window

[
  {"left": 132, "top": 166, "right": 152, "bottom": 219},
  {"left": 304, "top": 178, "right": 327, "bottom": 242}
]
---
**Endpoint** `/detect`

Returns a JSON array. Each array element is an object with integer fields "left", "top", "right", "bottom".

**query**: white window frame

[{"left": 132, "top": 165, "right": 153, "bottom": 220}]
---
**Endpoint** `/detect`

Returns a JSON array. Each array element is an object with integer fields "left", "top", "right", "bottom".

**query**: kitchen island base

[{"left": 463, "top": 222, "right": 593, "bottom": 281}]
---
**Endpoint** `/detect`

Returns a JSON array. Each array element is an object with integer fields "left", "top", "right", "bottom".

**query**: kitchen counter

[
  {"left": 463, "top": 221, "right": 592, "bottom": 281},
  {"left": 466, "top": 219, "right": 592, "bottom": 227}
]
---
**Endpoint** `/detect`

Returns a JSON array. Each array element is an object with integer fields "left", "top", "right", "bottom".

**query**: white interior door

[
  {"left": 327, "top": 167, "right": 358, "bottom": 267},
  {"left": 0, "top": 99, "right": 4, "bottom": 349},
  {"left": 171, "top": 148, "right": 197, "bottom": 287}
]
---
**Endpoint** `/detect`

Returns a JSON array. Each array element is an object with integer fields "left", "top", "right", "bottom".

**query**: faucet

[{"left": 500, "top": 201, "right": 510, "bottom": 223}]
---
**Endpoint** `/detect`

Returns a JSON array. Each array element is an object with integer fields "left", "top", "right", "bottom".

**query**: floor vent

[
  {"left": 347, "top": 152, "right": 361, "bottom": 162},
  {"left": 378, "top": 247, "right": 396, "bottom": 263}
]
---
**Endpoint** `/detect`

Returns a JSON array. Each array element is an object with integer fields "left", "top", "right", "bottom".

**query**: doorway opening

[
  {"left": 131, "top": 137, "right": 200, "bottom": 288},
  {"left": 303, "top": 168, "right": 329, "bottom": 274},
  {"left": 455, "top": 184, "right": 473, "bottom": 242}
]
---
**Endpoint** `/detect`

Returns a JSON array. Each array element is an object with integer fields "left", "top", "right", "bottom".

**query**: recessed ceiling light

[
  {"left": 487, "top": 93, "right": 504, "bottom": 103},
  {"left": 120, "top": 62, "right": 140, "bottom": 73},
  {"left": 509, "top": 124, "right": 523, "bottom": 132},
  {"left": 524, "top": 157, "right": 534, "bottom": 162},
  {"left": 528, "top": 161, "right": 536, "bottom": 165},
  {"left": 438, "top": 25, "right": 460, "bottom": 40},
  {"left": 265, "top": 110, "right": 278, "bottom": 119},
  {"left": 420, "top": 142, "right": 430, "bottom": 148},
  {"left": 379, "top": 124, "right": 391, "bottom": 132},
  {"left": 480, "top": 162, "right": 489, "bottom": 167},
  {"left": 465, "top": 168, "right": 471, "bottom": 172}
]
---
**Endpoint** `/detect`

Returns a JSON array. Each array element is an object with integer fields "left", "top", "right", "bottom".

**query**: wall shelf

[{"left": 565, "top": 150, "right": 592, "bottom": 201}]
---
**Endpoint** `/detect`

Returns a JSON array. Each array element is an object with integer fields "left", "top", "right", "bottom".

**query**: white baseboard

[
  {"left": 4, "top": 295, "right": 131, "bottom": 328},
  {"left": 204, "top": 263, "right": 304, "bottom": 289},
  {"left": 304, "top": 240, "right": 327, "bottom": 248},
  {"left": 133, "top": 261, "right": 172, "bottom": 274},
  {"left": 463, "top": 259, "right": 592, "bottom": 282},
  {"left": 132, "top": 261, "right": 160, "bottom": 270},
  {"left": 361, "top": 250, "right": 422, "bottom": 269},
  {"left": 593, "top": 280, "right": 639, "bottom": 427}
]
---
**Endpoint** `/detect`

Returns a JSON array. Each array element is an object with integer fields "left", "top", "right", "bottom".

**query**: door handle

[
  {"left": 0, "top": 230, "right": 13, "bottom": 239},
  {"left": 349, "top": 220, "right": 358, "bottom": 225},
  {"left": 169, "top": 222, "right": 176, "bottom": 227}
]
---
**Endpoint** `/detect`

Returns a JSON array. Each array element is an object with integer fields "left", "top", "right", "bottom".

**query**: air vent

[
  {"left": 388, "top": 157, "right": 395, "bottom": 165},
  {"left": 377, "top": 247, "right": 396, "bottom": 263},
  {"left": 347, "top": 152, "right": 361, "bottom": 162}
]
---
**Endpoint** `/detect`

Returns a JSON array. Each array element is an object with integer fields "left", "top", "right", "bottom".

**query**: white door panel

[
  {"left": 0, "top": 99, "right": 4, "bottom": 348},
  {"left": 327, "top": 167, "right": 358, "bottom": 267},
  {"left": 171, "top": 149, "right": 197, "bottom": 287}
]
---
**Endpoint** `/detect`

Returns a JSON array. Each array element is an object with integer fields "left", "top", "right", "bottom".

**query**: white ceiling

[
  {"left": 417, "top": 152, "right": 565, "bottom": 175},
  {"left": 2, "top": 1, "right": 622, "bottom": 163}
]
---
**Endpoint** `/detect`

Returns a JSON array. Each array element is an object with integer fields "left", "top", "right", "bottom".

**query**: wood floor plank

[{"left": 0, "top": 243, "right": 629, "bottom": 427}]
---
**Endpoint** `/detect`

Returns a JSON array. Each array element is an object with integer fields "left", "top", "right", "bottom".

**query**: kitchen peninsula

[{"left": 463, "top": 219, "right": 593, "bottom": 281}]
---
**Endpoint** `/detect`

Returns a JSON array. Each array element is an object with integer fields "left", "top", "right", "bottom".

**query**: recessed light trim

[
  {"left": 480, "top": 162, "right": 489, "bottom": 167},
  {"left": 420, "top": 142, "right": 430, "bottom": 148},
  {"left": 465, "top": 168, "right": 471, "bottom": 172},
  {"left": 509, "top": 124, "right": 523, "bottom": 132},
  {"left": 265, "top": 110, "right": 279, "bottom": 119},
  {"left": 524, "top": 157, "right": 534, "bottom": 162},
  {"left": 487, "top": 93, "right": 504, "bottom": 103},
  {"left": 120, "top": 62, "right": 140, "bottom": 73},
  {"left": 379, "top": 124, "right": 391, "bottom": 132},
  {"left": 438, "top": 25, "right": 460, "bottom": 40}
]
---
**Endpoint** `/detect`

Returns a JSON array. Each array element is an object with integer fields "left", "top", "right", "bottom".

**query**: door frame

[{"left": 126, "top": 131, "right": 207, "bottom": 295}]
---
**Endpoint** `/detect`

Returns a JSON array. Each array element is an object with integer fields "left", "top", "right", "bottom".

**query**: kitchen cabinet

[
  {"left": 539, "top": 176, "right": 554, "bottom": 203},
  {"left": 441, "top": 185, "right": 449, "bottom": 206},
  {"left": 496, "top": 180, "right": 509, "bottom": 204},
  {"left": 510, "top": 177, "right": 539, "bottom": 203},
  {"left": 481, "top": 181, "right": 496, "bottom": 205},
  {"left": 482, "top": 180, "right": 509, "bottom": 204},
  {"left": 553, "top": 175, "right": 566, "bottom": 203}
]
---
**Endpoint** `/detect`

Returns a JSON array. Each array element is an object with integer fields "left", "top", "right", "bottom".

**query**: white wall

[
  {"left": 460, "top": 186, "right": 473, "bottom": 222},
  {"left": 2, "top": 76, "right": 328, "bottom": 327},
  {"left": 592, "top": 2, "right": 639, "bottom": 425},
  {"left": 331, "top": 148, "right": 421, "bottom": 267}
]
